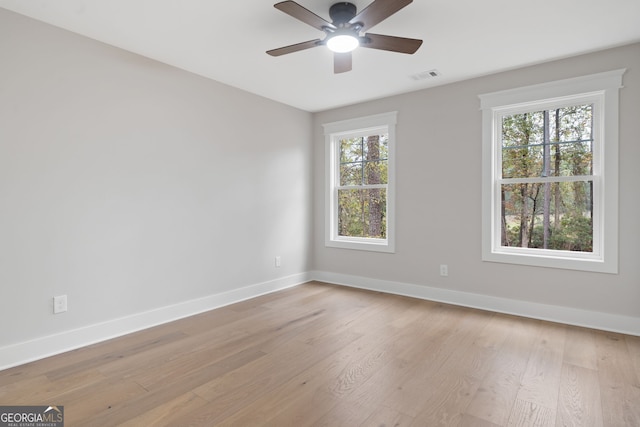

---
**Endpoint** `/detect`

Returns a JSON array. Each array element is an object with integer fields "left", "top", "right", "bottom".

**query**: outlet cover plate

[{"left": 53, "top": 295, "right": 68, "bottom": 314}]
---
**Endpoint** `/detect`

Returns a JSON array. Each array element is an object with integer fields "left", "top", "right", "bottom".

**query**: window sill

[
  {"left": 482, "top": 248, "right": 617, "bottom": 274},
  {"left": 326, "top": 237, "right": 395, "bottom": 253}
]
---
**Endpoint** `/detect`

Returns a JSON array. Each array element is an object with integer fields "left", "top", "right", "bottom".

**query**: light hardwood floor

[{"left": 1, "top": 281, "right": 639, "bottom": 426}]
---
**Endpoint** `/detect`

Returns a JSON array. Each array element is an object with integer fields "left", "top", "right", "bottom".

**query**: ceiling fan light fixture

[
  {"left": 268, "top": 1, "right": 423, "bottom": 73},
  {"left": 326, "top": 33, "right": 359, "bottom": 53}
]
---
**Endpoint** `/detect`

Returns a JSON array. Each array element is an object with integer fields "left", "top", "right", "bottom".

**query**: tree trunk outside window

[{"left": 366, "top": 135, "right": 382, "bottom": 238}]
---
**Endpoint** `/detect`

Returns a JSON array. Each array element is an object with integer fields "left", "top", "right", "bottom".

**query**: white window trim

[
  {"left": 479, "top": 69, "right": 625, "bottom": 274},
  {"left": 323, "top": 112, "right": 397, "bottom": 253}
]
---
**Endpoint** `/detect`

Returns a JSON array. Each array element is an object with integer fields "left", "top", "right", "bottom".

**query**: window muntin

[
  {"left": 323, "top": 112, "right": 396, "bottom": 252},
  {"left": 480, "top": 70, "right": 624, "bottom": 273}
]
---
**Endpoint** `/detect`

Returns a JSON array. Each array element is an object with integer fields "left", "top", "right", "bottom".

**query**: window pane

[
  {"left": 502, "top": 144, "right": 543, "bottom": 179},
  {"left": 338, "top": 188, "right": 387, "bottom": 238},
  {"left": 501, "top": 181, "right": 593, "bottom": 252},
  {"left": 340, "top": 134, "right": 388, "bottom": 186},
  {"left": 363, "top": 134, "right": 388, "bottom": 160},
  {"left": 340, "top": 162, "right": 362, "bottom": 186},
  {"left": 502, "top": 105, "right": 593, "bottom": 179},
  {"left": 549, "top": 140, "right": 593, "bottom": 177},
  {"left": 554, "top": 105, "right": 594, "bottom": 142},
  {"left": 364, "top": 161, "right": 387, "bottom": 185},
  {"left": 340, "top": 137, "right": 363, "bottom": 163}
]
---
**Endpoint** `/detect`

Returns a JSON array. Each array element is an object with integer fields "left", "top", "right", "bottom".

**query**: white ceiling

[{"left": 1, "top": 0, "right": 639, "bottom": 112}]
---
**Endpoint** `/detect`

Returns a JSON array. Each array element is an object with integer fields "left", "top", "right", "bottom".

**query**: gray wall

[
  {"left": 0, "top": 9, "right": 313, "bottom": 347},
  {"left": 313, "top": 43, "right": 640, "bottom": 319}
]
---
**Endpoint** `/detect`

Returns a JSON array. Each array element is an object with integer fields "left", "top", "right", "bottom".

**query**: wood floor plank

[
  {"left": 625, "top": 335, "right": 640, "bottom": 381},
  {"left": 410, "top": 373, "right": 481, "bottom": 426},
  {"left": 338, "top": 303, "right": 466, "bottom": 415},
  {"left": 0, "top": 374, "right": 53, "bottom": 403},
  {"left": 117, "top": 392, "right": 209, "bottom": 427},
  {"left": 310, "top": 400, "right": 379, "bottom": 427},
  {"left": 514, "top": 322, "right": 566, "bottom": 410},
  {"left": 50, "top": 376, "right": 148, "bottom": 426},
  {"left": 330, "top": 348, "right": 389, "bottom": 398},
  {"left": 595, "top": 331, "right": 640, "bottom": 426},
  {"left": 409, "top": 316, "right": 500, "bottom": 425},
  {"left": 86, "top": 348, "right": 268, "bottom": 427},
  {"left": 234, "top": 281, "right": 332, "bottom": 312},
  {"left": 472, "top": 312, "right": 518, "bottom": 352},
  {"left": 212, "top": 309, "right": 402, "bottom": 426},
  {"left": 464, "top": 317, "right": 542, "bottom": 426},
  {"left": 212, "top": 362, "right": 339, "bottom": 426},
  {"left": 1, "top": 281, "right": 637, "bottom": 426},
  {"left": 126, "top": 303, "right": 327, "bottom": 391},
  {"left": 563, "top": 326, "right": 598, "bottom": 370},
  {"left": 46, "top": 331, "right": 190, "bottom": 382},
  {"left": 459, "top": 413, "right": 503, "bottom": 427},
  {"left": 184, "top": 329, "right": 363, "bottom": 425},
  {"left": 556, "top": 363, "right": 603, "bottom": 427},
  {"left": 10, "top": 370, "right": 106, "bottom": 406},
  {"left": 96, "top": 294, "right": 316, "bottom": 383},
  {"left": 255, "top": 388, "right": 338, "bottom": 427},
  {"left": 366, "top": 307, "right": 488, "bottom": 417},
  {"left": 252, "top": 285, "right": 333, "bottom": 312},
  {"left": 506, "top": 398, "right": 554, "bottom": 426},
  {"left": 360, "top": 404, "right": 414, "bottom": 427},
  {"left": 0, "top": 328, "right": 189, "bottom": 387}
]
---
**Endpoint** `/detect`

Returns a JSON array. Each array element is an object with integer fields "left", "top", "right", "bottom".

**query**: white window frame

[
  {"left": 323, "top": 112, "right": 397, "bottom": 253},
  {"left": 479, "top": 69, "right": 624, "bottom": 274}
]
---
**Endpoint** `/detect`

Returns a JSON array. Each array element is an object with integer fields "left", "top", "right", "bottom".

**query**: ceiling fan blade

[
  {"left": 274, "top": 1, "right": 335, "bottom": 32},
  {"left": 334, "top": 52, "right": 352, "bottom": 73},
  {"left": 350, "top": 0, "right": 413, "bottom": 32},
  {"left": 361, "top": 33, "right": 422, "bottom": 54},
  {"left": 267, "top": 39, "right": 322, "bottom": 56}
]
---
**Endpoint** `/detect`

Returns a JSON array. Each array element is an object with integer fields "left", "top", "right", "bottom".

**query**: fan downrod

[{"left": 329, "top": 2, "right": 357, "bottom": 24}]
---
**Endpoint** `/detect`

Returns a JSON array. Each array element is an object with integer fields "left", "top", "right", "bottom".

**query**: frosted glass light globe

[{"left": 326, "top": 34, "right": 359, "bottom": 53}]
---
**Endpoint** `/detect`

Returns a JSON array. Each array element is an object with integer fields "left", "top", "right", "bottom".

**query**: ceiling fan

[{"left": 266, "top": 0, "right": 423, "bottom": 73}]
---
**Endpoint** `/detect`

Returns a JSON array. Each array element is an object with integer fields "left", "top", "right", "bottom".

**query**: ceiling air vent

[{"left": 410, "top": 69, "right": 441, "bottom": 81}]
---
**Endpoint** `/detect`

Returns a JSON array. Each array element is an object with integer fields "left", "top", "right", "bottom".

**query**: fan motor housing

[{"left": 329, "top": 2, "right": 357, "bottom": 24}]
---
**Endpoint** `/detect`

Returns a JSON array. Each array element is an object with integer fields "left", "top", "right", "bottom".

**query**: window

[
  {"left": 480, "top": 70, "right": 624, "bottom": 273},
  {"left": 323, "top": 112, "right": 396, "bottom": 252}
]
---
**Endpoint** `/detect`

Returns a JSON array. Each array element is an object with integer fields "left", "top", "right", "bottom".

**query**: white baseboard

[
  {"left": 311, "top": 271, "right": 640, "bottom": 336},
  {"left": 0, "top": 273, "right": 309, "bottom": 371},
  {"left": 4, "top": 270, "right": 638, "bottom": 371}
]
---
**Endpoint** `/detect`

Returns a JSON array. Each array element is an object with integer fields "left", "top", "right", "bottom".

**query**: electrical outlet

[
  {"left": 275, "top": 256, "right": 282, "bottom": 268},
  {"left": 439, "top": 264, "right": 448, "bottom": 277},
  {"left": 53, "top": 295, "right": 67, "bottom": 314}
]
